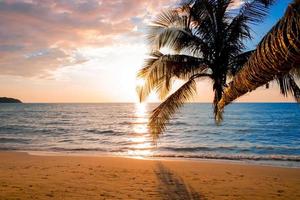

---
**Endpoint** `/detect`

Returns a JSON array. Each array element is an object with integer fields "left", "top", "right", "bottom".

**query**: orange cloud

[{"left": 0, "top": 0, "right": 176, "bottom": 77}]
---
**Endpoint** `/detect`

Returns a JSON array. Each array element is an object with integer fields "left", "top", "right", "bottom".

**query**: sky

[{"left": 0, "top": 0, "right": 296, "bottom": 103}]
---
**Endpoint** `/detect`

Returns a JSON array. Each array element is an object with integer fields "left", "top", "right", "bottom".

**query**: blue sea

[{"left": 0, "top": 103, "right": 300, "bottom": 167}]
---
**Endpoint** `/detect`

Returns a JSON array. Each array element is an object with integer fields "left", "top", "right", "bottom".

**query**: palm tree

[
  {"left": 217, "top": 0, "right": 300, "bottom": 116},
  {"left": 137, "top": 0, "right": 275, "bottom": 138}
]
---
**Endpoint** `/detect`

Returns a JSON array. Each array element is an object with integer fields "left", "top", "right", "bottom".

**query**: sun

[{"left": 136, "top": 78, "right": 145, "bottom": 88}]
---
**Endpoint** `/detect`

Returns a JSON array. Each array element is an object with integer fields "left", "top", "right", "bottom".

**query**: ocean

[{"left": 0, "top": 103, "right": 299, "bottom": 167}]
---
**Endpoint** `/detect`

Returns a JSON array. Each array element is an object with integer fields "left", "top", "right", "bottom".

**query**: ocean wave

[
  {"left": 254, "top": 145, "right": 300, "bottom": 150},
  {"left": 49, "top": 147, "right": 107, "bottom": 152},
  {"left": 1, "top": 103, "right": 299, "bottom": 167},
  {"left": 126, "top": 132, "right": 149, "bottom": 136},
  {"left": 0, "top": 137, "right": 31, "bottom": 144},
  {"left": 0, "top": 126, "right": 18, "bottom": 130},
  {"left": 160, "top": 145, "right": 300, "bottom": 152},
  {"left": 169, "top": 122, "right": 189, "bottom": 126},
  {"left": 115, "top": 146, "right": 155, "bottom": 152},
  {"left": 57, "top": 139, "right": 73, "bottom": 143},
  {"left": 160, "top": 146, "right": 238, "bottom": 152},
  {"left": 118, "top": 121, "right": 147, "bottom": 125},
  {"left": 85, "top": 129, "right": 121, "bottom": 135},
  {"left": 150, "top": 154, "right": 300, "bottom": 162},
  {"left": 126, "top": 115, "right": 148, "bottom": 119},
  {"left": 33, "top": 129, "right": 53, "bottom": 134},
  {"left": 0, "top": 147, "right": 19, "bottom": 151},
  {"left": 43, "top": 121, "right": 71, "bottom": 125},
  {"left": 0, "top": 125, "right": 28, "bottom": 132}
]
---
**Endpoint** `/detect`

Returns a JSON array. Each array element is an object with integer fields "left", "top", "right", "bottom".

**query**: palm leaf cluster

[
  {"left": 137, "top": 0, "right": 275, "bottom": 138},
  {"left": 218, "top": 0, "right": 300, "bottom": 115}
]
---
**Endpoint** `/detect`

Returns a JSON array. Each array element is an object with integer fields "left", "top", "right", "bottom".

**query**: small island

[{"left": 0, "top": 97, "right": 22, "bottom": 103}]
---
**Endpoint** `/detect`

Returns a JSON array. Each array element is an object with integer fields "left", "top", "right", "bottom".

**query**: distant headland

[{"left": 0, "top": 97, "right": 22, "bottom": 103}]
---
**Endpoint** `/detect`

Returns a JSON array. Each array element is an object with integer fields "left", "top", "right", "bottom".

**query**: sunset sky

[{"left": 0, "top": 0, "right": 295, "bottom": 103}]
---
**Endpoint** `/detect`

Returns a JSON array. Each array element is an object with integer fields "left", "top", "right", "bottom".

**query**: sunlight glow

[
  {"left": 127, "top": 103, "right": 154, "bottom": 158},
  {"left": 135, "top": 103, "right": 147, "bottom": 120},
  {"left": 136, "top": 78, "right": 145, "bottom": 88}
]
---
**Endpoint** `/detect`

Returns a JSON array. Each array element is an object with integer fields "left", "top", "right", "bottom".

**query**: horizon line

[{"left": 10, "top": 101, "right": 297, "bottom": 104}]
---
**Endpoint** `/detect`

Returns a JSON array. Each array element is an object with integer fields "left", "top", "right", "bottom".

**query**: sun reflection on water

[{"left": 127, "top": 103, "right": 154, "bottom": 158}]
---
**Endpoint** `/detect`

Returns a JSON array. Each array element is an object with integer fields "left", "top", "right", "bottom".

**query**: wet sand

[{"left": 0, "top": 152, "right": 300, "bottom": 200}]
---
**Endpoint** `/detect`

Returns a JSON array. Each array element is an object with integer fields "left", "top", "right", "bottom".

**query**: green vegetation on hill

[{"left": 0, "top": 97, "right": 22, "bottom": 103}]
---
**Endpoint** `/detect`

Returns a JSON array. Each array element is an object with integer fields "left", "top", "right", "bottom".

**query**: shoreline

[
  {"left": 4, "top": 150, "right": 300, "bottom": 169},
  {"left": 1, "top": 151, "right": 300, "bottom": 199}
]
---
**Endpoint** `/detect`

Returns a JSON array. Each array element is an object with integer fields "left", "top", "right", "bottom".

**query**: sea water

[{"left": 0, "top": 103, "right": 299, "bottom": 167}]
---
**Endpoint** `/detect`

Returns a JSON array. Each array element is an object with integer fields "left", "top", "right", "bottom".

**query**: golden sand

[{"left": 0, "top": 152, "right": 299, "bottom": 200}]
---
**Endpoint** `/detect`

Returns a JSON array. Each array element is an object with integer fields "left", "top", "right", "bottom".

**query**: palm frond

[
  {"left": 148, "top": 9, "right": 189, "bottom": 49},
  {"left": 228, "top": 50, "right": 255, "bottom": 76},
  {"left": 148, "top": 27, "right": 189, "bottom": 50},
  {"left": 148, "top": 3, "right": 212, "bottom": 55},
  {"left": 137, "top": 52, "right": 208, "bottom": 101},
  {"left": 149, "top": 25, "right": 209, "bottom": 56},
  {"left": 151, "top": 9, "right": 182, "bottom": 28},
  {"left": 256, "top": 0, "right": 275, "bottom": 6},
  {"left": 290, "top": 64, "right": 300, "bottom": 78},
  {"left": 155, "top": 78, "right": 175, "bottom": 100},
  {"left": 190, "top": 0, "right": 215, "bottom": 27},
  {"left": 276, "top": 74, "right": 300, "bottom": 102},
  {"left": 149, "top": 79, "right": 197, "bottom": 140},
  {"left": 225, "top": 0, "right": 274, "bottom": 53},
  {"left": 140, "top": 0, "right": 279, "bottom": 136},
  {"left": 218, "top": 1, "right": 300, "bottom": 115},
  {"left": 238, "top": 0, "right": 275, "bottom": 24},
  {"left": 290, "top": 78, "right": 300, "bottom": 103},
  {"left": 226, "top": 13, "right": 252, "bottom": 47}
]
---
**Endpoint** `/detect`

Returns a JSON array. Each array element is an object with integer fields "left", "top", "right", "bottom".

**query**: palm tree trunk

[
  {"left": 217, "top": 0, "right": 300, "bottom": 118},
  {"left": 214, "top": 83, "right": 223, "bottom": 121},
  {"left": 213, "top": 73, "right": 224, "bottom": 121}
]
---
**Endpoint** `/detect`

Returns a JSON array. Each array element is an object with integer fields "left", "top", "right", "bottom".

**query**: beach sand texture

[{"left": 0, "top": 152, "right": 300, "bottom": 200}]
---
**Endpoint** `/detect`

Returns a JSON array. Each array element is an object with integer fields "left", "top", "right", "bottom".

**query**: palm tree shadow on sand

[{"left": 154, "top": 162, "right": 202, "bottom": 200}]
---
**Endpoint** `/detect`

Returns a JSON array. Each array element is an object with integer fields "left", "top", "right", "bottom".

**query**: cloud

[
  {"left": 230, "top": 0, "right": 245, "bottom": 9},
  {"left": 0, "top": 0, "right": 246, "bottom": 77},
  {"left": 0, "top": 0, "right": 177, "bottom": 77}
]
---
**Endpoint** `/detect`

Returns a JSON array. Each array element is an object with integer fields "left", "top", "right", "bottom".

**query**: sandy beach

[{"left": 0, "top": 152, "right": 299, "bottom": 200}]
